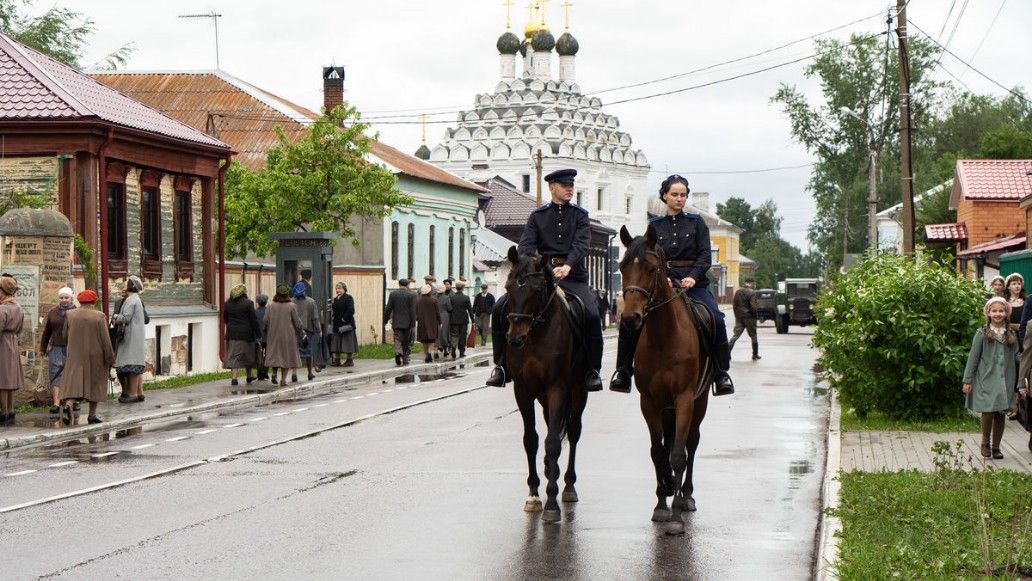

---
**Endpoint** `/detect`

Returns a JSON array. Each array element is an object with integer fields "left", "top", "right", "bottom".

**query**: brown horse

[
  {"left": 503, "top": 246, "right": 589, "bottom": 523},
  {"left": 618, "top": 225, "right": 712, "bottom": 535}
]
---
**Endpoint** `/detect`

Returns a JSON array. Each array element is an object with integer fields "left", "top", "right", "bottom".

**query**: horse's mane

[
  {"left": 619, "top": 235, "right": 667, "bottom": 270},
  {"left": 512, "top": 252, "right": 568, "bottom": 308}
]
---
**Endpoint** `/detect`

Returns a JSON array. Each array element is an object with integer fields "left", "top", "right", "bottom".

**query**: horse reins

[
  {"left": 623, "top": 250, "right": 688, "bottom": 320},
  {"left": 506, "top": 270, "right": 558, "bottom": 332}
]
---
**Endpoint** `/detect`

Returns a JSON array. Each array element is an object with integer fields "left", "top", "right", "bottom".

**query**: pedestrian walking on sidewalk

[
  {"left": 384, "top": 278, "right": 417, "bottom": 365},
  {"left": 254, "top": 294, "right": 269, "bottom": 380},
  {"left": 330, "top": 282, "right": 357, "bottom": 367},
  {"left": 223, "top": 284, "right": 261, "bottom": 386},
  {"left": 0, "top": 274, "right": 24, "bottom": 426},
  {"left": 416, "top": 284, "right": 441, "bottom": 363},
  {"left": 61, "top": 290, "right": 115, "bottom": 425},
  {"left": 111, "top": 276, "right": 147, "bottom": 404},
  {"left": 962, "top": 297, "right": 1019, "bottom": 460},
  {"left": 264, "top": 284, "right": 303, "bottom": 386},
  {"left": 730, "top": 277, "right": 761, "bottom": 360},
  {"left": 39, "top": 287, "right": 76, "bottom": 414},
  {"left": 292, "top": 282, "right": 321, "bottom": 381},
  {"left": 449, "top": 281, "right": 474, "bottom": 358},
  {"left": 472, "top": 283, "right": 494, "bottom": 347}
]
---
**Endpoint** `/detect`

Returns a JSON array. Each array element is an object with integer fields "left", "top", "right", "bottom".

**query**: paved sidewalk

[{"left": 0, "top": 345, "right": 495, "bottom": 452}]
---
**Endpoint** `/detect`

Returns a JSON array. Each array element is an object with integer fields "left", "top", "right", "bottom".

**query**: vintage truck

[
  {"left": 774, "top": 278, "right": 821, "bottom": 334},
  {"left": 754, "top": 289, "right": 777, "bottom": 323}
]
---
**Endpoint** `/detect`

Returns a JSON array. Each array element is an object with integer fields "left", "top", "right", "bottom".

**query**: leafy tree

[
  {"left": 0, "top": 0, "right": 132, "bottom": 68},
  {"left": 716, "top": 197, "right": 815, "bottom": 287},
  {"left": 813, "top": 253, "right": 984, "bottom": 421},
  {"left": 771, "top": 33, "right": 943, "bottom": 267},
  {"left": 980, "top": 125, "right": 1032, "bottom": 159},
  {"left": 715, "top": 197, "right": 755, "bottom": 248},
  {"left": 225, "top": 104, "right": 412, "bottom": 259}
]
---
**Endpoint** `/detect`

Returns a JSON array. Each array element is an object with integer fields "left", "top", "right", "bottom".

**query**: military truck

[
  {"left": 774, "top": 278, "right": 821, "bottom": 334},
  {"left": 754, "top": 289, "right": 777, "bottom": 323}
]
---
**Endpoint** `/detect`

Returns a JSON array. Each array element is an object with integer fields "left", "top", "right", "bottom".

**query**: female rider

[{"left": 609, "top": 174, "right": 735, "bottom": 396}]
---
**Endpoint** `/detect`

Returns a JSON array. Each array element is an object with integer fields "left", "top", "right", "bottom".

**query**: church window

[
  {"left": 576, "top": 191, "right": 583, "bottom": 206},
  {"left": 429, "top": 226, "right": 436, "bottom": 276},
  {"left": 448, "top": 227, "right": 455, "bottom": 275},
  {"left": 597, "top": 188, "right": 604, "bottom": 211},
  {"left": 625, "top": 198, "right": 633, "bottom": 214},
  {"left": 391, "top": 221, "right": 399, "bottom": 279},
  {"left": 407, "top": 223, "right": 415, "bottom": 279},
  {"left": 522, "top": 175, "right": 531, "bottom": 193},
  {"left": 459, "top": 228, "right": 466, "bottom": 277}
]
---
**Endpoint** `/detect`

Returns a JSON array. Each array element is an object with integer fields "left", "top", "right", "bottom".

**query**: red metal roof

[
  {"left": 950, "top": 159, "right": 1032, "bottom": 207},
  {"left": 924, "top": 222, "right": 968, "bottom": 242},
  {"left": 477, "top": 176, "right": 538, "bottom": 226},
  {"left": 92, "top": 70, "right": 485, "bottom": 194},
  {"left": 0, "top": 34, "right": 228, "bottom": 150},
  {"left": 956, "top": 234, "right": 1026, "bottom": 257}
]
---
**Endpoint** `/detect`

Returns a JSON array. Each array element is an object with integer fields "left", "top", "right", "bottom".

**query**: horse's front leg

[
  {"left": 516, "top": 390, "right": 542, "bottom": 513},
  {"left": 562, "top": 388, "right": 588, "bottom": 503},
  {"left": 642, "top": 399, "right": 673, "bottom": 522},
  {"left": 681, "top": 392, "right": 710, "bottom": 513},
  {"left": 541, "top": 388, "right": 567, "bottom": 522},
  {"left": 666, "top": 396, "right": 696, "bottom": 536}
]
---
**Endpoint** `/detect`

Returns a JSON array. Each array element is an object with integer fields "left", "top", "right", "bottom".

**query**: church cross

[{"left": 561, "top": 0, "right": 573, "bottom": 30}]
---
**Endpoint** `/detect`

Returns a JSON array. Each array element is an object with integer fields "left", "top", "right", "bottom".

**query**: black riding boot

[
  {"left": 609, "top": 321, "right": 639, "bottom": 393},
  {"left": 751, "top": 340, "right": 761, "bottom": 361},
  {"left": 486, "top": 322, "right": 509, "bottom": 387},
  {"left": 713, "top": 341, "right": 735, "bottom": 396}
]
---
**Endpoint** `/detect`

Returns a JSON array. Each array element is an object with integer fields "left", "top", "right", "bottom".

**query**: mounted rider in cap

[{"left": 487, "top": 168, "right": 605, "bottom": 392}]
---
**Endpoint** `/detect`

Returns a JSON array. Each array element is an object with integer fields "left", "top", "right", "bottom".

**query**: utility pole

[
  {"left": 896, "top": 0, "right": 915, "bottom": 255},
  {"left": 867, "top": 136, "right": 878, "bottom": 253},
  {"left": 535, "top": 149, "right": 543, "bottom": 207}
]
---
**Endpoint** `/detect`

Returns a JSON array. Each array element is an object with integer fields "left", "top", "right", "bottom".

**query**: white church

[{"left": 421, "top": 1, "right": 652, "bottom": 248}]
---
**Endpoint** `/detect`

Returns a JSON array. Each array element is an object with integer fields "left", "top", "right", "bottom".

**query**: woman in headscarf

[
  {"left": 0, "top": 274, "right": 24, "bottom": 426},
  {"left": 292, "top": 282, "right": 321, "bottom": 381},
  {"left": 110, "top": 275, "right": 147, "bottom": 403},
  {"left": 40, "top": 287, "right": 76, "bottom": 414},
  {"left": 61, "top": 290, "right": 115, "bottom": 425},
  {"left": 416, "top": 284, "right": 441, "bottom": 363},
  {"left": 263, "top": 284, "right": 303, "bottom": 386},
  {"left": 330, "top": 282, "right": 357, "bottom": 367},
  {"left": 224, "top": 283, "right": 262, "bottom": 385}
]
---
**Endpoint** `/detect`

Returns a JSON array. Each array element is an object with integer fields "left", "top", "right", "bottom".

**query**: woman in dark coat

[
  {"left": 0, "top": 274, "right": 24, "bottom": 426},
  {"left": 416, "top": 284, "right": 441, "bottom": 363},
  {"left": 263, "top": 284, "right": 303, "bottom": 386},
  {"left": 61, "top": 290, "right": 115, "bottom": 425},
  {"left": 223, "top": 284, "right": 262, "bottom": 385},
  {"left": 330, "top": 282, "right": 357, "bottom": 367}
]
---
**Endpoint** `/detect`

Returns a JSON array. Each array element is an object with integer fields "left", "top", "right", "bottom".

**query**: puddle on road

[
  {"left": 383, "top": 372, "right": 463, "bottom": 385},
  {"left": 786, "top": 459, "right": 814, "bottom": 490},
  {"left": 223, "top": 389, "right": 277, "bottom": 396}
]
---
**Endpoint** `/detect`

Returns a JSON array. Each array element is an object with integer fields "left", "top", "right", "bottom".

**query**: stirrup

[
  {"left": 609, "top": 369, "right": 632, "bottom": 393},
  {"left": 486, "top": 366, "right": 507, "bottom": 387},
  {"left": 713, "top": 373, "right": 735, "bottom": 396},
  {"left": 583, "top": 369, "right": 603, "bottom": 392}
]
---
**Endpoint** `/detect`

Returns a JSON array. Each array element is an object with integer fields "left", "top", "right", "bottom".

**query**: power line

[
  {"left": 966, "top": 0, "right": 1007, "bottom": 68},
  {"left": 647, "top": 163, "right": 813, "bottom": 176}
]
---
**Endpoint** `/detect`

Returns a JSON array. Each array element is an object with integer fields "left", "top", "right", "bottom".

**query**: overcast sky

[{"left": 66, "top": 0, "right": 1030, "bottom": 251}]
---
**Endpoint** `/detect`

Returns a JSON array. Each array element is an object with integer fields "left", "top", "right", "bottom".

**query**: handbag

[
  {"left": 466, "top": 326, "right": 477, "bottom": 349},
  {"left": 1018, "top": 384, "right": 1032, "bottom": 432},
  {"left": 337, "top": 324, "right": 353, "bottom": 334}
]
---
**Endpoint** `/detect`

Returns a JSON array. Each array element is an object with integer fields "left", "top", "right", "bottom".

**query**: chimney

[
  {"left": 692, "top": 191, "right": 710, "bottom": 213},
  {"left": 323, "top": 66, "right": 345, "bottom": 113}
]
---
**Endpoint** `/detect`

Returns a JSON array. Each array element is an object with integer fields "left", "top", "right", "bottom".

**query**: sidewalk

[
  {"left": 816, "top": 389, "right": 1032, "bottom": 580},
  {"left": 0, "top": 345, "right": 495, "bottom": 452}
]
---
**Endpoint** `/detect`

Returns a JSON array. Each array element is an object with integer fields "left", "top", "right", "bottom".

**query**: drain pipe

[
  {"left": 98, "top": 127, "right": 114, "bottom": 315},
  {"left": 217, "top": 154, "right": 231, "bottom": 360}
]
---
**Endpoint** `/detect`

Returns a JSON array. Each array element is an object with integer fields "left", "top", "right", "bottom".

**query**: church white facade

[{"left": 423, "top": 3, "right": 652, "bottom": 247}]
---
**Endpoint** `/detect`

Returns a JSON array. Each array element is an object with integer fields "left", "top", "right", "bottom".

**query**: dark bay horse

[
  {"left": 503, "top": 246, "right": 589, "bottom": 523},
  {"left": 618, "top": 225, "right": 712, "bottom": 536}
]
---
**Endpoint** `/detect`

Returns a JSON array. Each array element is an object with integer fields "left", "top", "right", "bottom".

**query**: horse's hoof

[
  {"left": 524, "top": 499, "right": 543, "bottom": 513},
  {"left": 542, "top": 509, "right": 562, "bottom": 522},
  {"left": 684, "top": 497, "right": 697, "bottom": 512},
  {"left": 651, "top": 508, "right": 671, "bottom": 522},
  {"left": 664, "top": 520, "right": 685, "bottom": 536},
  {"left": 561, "top": 490, "right": 579, "bottom": 503}
]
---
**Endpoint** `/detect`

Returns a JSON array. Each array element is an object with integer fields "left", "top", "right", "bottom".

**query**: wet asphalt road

[{"left": 1, "top": 322, "right": 826, "bottom": 580}]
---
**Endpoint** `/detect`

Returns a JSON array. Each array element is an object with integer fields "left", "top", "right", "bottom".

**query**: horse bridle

[
  {"left": 622, "top": 250, "right": 687, "bottom": 320},
  {"left": 506, "top": 270, "right": 558, "bottom": 332}
]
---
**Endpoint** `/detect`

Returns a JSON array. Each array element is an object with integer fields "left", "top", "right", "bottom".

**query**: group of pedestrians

[
  {"left": 224, "top": 280, "right": 359, "bottom": 387},
  {"left": 385, "top": 275, "right": 491, "bottom": 366}
]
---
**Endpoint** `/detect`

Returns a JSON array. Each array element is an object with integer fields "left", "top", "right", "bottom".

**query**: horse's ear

[
  {"left": 645, "top": 224, "right": 657, "bottom": 248},
  {"left": 536, "top": 253, "right": 550, "bottom": 270},
  {"left": 619, "top": 225, "right": 634, "bottom": 248},
  {"left": 507, "top": 245, "right": 519, "bottom": 264}
]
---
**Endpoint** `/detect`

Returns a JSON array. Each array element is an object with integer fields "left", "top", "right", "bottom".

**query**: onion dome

[
  {"left": 556, "top": 32, "right": 579, "bottom": 56},
  {"left": 531, "top": 29, "right": 555, "bottom": 52},
  {"left": 519, "top": 40, "right": 528, "bottom": 57},
  {"left": 524, "top": 20, "right": 544, "bottom": 40},
  {"left": 414, "top": 143, "right": 431, "bottom": 160},
  {"left": 497, "top": 31, "right": 521, "bottom": 55}
]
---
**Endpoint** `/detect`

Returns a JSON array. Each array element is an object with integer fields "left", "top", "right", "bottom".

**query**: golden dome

[{"left": 524, "top": 20, "right": 549, "bottom": 40}]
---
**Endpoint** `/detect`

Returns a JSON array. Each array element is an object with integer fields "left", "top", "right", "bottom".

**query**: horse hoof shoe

[
  {"left": 651, "top": 509, "right": 671, "bottom": 522},
  {"left": 561, "top": 490, "right": 579, "bottom": 503},
  {"left": 524, "top": 500, "right": 543, "bottom": 513},
  {"left": 542, "top": 509, "right": 561, "bottom": 523}
]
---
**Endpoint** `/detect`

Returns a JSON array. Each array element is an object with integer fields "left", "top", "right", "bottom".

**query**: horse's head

[
  {"left": 618, "top": 225, "right": 670, "bottom": 330},
  {"left": 504, "top": 245, "right": 555, "bottom": 348}
]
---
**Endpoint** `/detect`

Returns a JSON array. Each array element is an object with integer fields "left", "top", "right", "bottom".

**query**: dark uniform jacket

[
  {"left": 472, "top": 292, "right": 495, "bottom": 314},
  {"left": 518, "top": 201, "right": 591, "bottom": 283},
  {"left": 732, "top": 286, "right": 757, "bottom": 319},
  {"left": 649, "top": 211, "right": 712, "bottom": 288},
  {"left": 384, "top": 288, "right": 417, "bottom": 330},
  {"left": 449, "top": 291, "right": 474, "bottom": 326}
]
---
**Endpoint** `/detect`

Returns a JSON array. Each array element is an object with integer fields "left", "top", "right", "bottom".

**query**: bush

[{"left": 812, "top": 253, "right": 985, "bottom": 421}]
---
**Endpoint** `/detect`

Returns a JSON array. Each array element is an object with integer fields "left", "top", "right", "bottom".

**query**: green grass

[
  {"left": 840, "top": 409, "right": 980, "bottom": 433},
  {"left": 832, "top": 463, "right": 1032, "bottom": 580},
  {"left": 146, "top": 371, "right": 232, "bottom": 390}
]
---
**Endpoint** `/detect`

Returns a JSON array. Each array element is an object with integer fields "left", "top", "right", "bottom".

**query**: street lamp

[{"left": 841, "top": 108, "right": 878, "bottom": 254}]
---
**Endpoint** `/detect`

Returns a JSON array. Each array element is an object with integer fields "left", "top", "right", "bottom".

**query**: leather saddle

[
  {"left": 556, "top": 285, "right": 586, "bottom": 345},
  {"left": 680, "top": 293, "right": 716, "bottom": 356}
]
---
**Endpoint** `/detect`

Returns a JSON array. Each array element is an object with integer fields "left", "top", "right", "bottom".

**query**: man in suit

[
  {"left": 449, "top": 281, "right": 476, "bottom": 358},
  {"left": 384, "top": 278, "right": 418, "bottom": 365},
  {"left": 472, "top": 283, "right": 495, "bottom": 347}
]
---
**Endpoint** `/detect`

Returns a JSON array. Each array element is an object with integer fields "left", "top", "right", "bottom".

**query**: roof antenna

[{"left": 179, "top": 12, "right": 223, "bottom": 69}]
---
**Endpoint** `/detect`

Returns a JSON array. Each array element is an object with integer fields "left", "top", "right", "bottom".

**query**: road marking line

[
  {"left": 164, "top": 436, "right": 189, "bottom": 442},
  {"left": 272, "top": 412, "right": 290, "bottom": 417},
  {"left": 366, "top": 392, "right": 380, "bottom": 397},
  {"left": 332, "top": 400, "right": 346, "bottom": 404},
  {"left": 165, "top": 403, "right": 186, "bottom": 408},
  {"left": 5, "top": 470, "right": 37, "bottom": 477},
  {"left": 313, "top": 404, "right": 328, "bottom": 408},
  {"left": 382, "top": 389, "right": 394, "bottom": 393},
  {"left": 195, "top": 429, "right": 218, "bottom": 435},
  {"left": 130, "top": 444, "right": 154, "bottom": 450},
  {"left": 222, "top": 423, "right": 243, "bottom": 429},
  {"left": 349, "top": 396, "right": 364, "bottom": 400},
  {"left": 92, "top": 452, "right": 119, "bottom": 458},
  {"left": 48, "top": 461, "right": 78, "bottom": 468},
  {"left": 250, "top": 417, "right": 267, "bottom": 422},
  {"left": 291, "top": 408, "right": 309, "bottom": 413}
]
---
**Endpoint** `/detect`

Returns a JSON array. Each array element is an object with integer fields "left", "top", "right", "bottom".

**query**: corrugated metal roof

[
  {"left": 924, "top": 222, "right": 968, "bottom": 242},
  {"left": 91, "top": 69, "right": 486, "bottom": 194},
  {"left": 950, "top": 159, "right": 1032, "bottom": 207},
  {"left": 0, "top": 34, "right": 228, "bottom": 149},
  {"left": 956, "top": 233, "right": 1025, "bottom": 256},
  {"left": 478, "top": 176, "right": 537, "bottom": 226}
]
